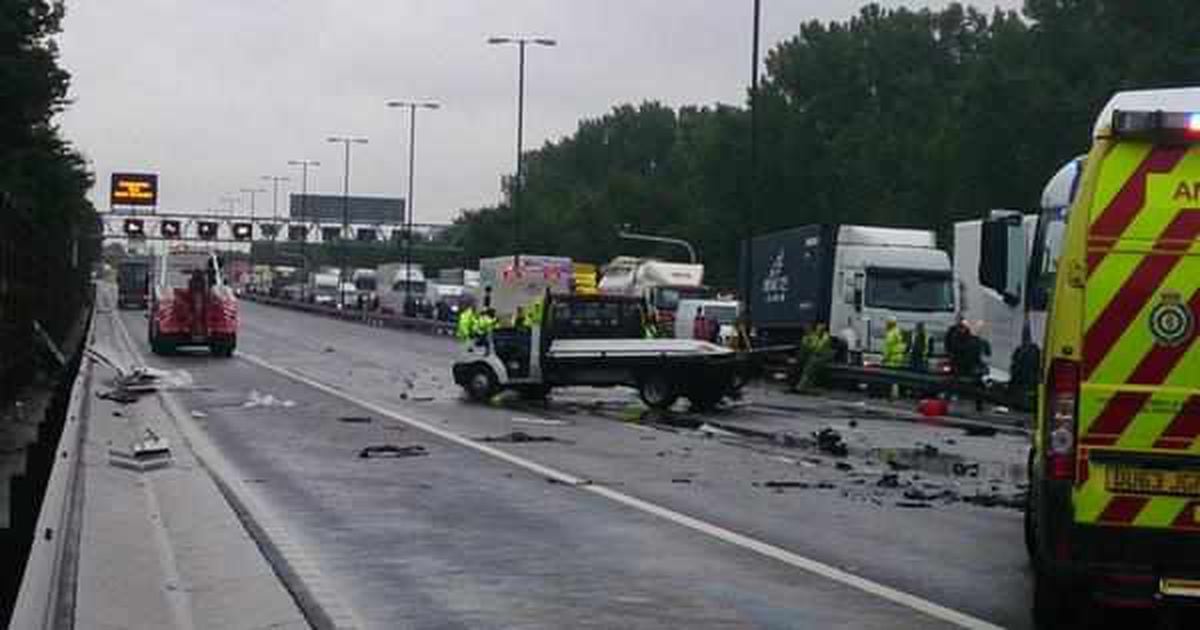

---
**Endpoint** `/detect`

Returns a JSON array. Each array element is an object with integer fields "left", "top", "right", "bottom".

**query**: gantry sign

[{"left": 110, "top": 172, "right": 158, "bottom": 207}]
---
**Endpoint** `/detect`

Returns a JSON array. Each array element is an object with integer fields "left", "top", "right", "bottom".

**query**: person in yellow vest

[
  {"left": 882, "top": 316, "right": 908, "bottom": 399},
  {"left": 456, "top": 307, "right": 476, "bottom": 342},
  {"left": 882, "top": 317, "right": 908, "bottom": 369},
  {"left": 797, "top": 323, "right": 834, "bottom": 392},
  {"left": 527, "top": 296, "right": 545, "bottom": 327},
  {"left": 473, "top": 308, "right": 497, "bottom": 339}
]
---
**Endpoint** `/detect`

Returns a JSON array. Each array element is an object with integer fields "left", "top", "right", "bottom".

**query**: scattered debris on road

[
  {"left": 108, "top": 429, "right": 173, "bottom": 472},
  {"left": 671, "top": 478, "right": 693, "bottom": 484},
  {"left": 97, "top": 388, "right": 141, "bottom": 404},
  {"left": 756, "top": 480, "right": 811, "bottom": 490},
  {"left": 243, "top": 390, "right": 296, "bottom": 408},
  {"left": 895, "top": 501, "right": 932, "bottom": 509},
  {"left": 339, "top": 416, "right": 373, "bottom": 424},
  {"left": 512, "top": 417, "right": 569, "bottom": 427},
  {"left": 324, "top": 346, "right": 336, "bottom": 353},
  {"left": 477, "top": 431, "right": 561, "bottom": 444},
  {"left": 358, "top": 444, "right": 428, "bottom": 459},
  {"left": 963, "top": 425, "right": 999, "bottom": 437},
  {"left": 815, "top": 428, "right": 849, "bottom": 457},
  {"left": 190, "top": 410, "right": 207, "bottom": 419}
]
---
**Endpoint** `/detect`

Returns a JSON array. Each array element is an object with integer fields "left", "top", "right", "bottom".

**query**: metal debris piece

[
  {"left": 339, "top": 416, "right": 373, "bottom": 424},
  {"left": 512, "top": 417, "right": 568, "bottom": 426},
  {"left": 815, "top": 428, "right": 849, "bottom": 457},
  {"left": 358, "top": 444, "right": 428, "bottom": 459},
  {"left": 877, "top": 473, "right": 901, "bottom": 488},
  {"left": 896, "top": 501, "right": 932, "bottom": 509},
  {"left": 671, "top": 478, "right": 693, "bottom": 484},
  {"left": 108, "top": 429, "right": 173, "bottom": 472},
  {"left": 758, "top": 480, "right": 811, "bottom": 489},
  {"left": 964, "top": 425, "right": 999, "bottom": 437},
  {"left": 835, "top": 461, "right": 853, "bottom": 472},
  {"left": 476, "top": 431, "right": 559, "bottom": 444}
]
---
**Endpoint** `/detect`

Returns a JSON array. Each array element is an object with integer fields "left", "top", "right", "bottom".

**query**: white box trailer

[{"left": 478, "top": 255, "right": 572, "bottom": 321}]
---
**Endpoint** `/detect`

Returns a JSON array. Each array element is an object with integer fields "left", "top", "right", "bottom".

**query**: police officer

[
  {"left": 882, "top": 317, "right": 908, "bottom": 369},
  {"left": 797, "top": 323, "right": 833, "bottom": 392}
]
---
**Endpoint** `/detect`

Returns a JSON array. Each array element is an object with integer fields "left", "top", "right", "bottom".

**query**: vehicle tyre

[
  {"left": 639, "top": 374, "right": 678, "bottom": 410},
  {"left": 211, "top": 340, "right": 236, "bottom": 358},
  {"left": 464, "top": 365, "right": 499, "bottom": 402}
]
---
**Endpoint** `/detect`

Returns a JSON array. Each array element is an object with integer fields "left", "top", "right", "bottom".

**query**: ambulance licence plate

[{"left": 1107, "top": 466, "right": 1200, "bottom": 497}]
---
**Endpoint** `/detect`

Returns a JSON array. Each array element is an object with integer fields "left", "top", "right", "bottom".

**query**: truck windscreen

[
  {"left": 654, "top": 287, "right": 706, "bottom": 311},
  {"left": 1028, "top": 206, "right": 1067, "bottom": 310},
  {"left": 865, "top": 268, "right": 954, "bottom": 312}
]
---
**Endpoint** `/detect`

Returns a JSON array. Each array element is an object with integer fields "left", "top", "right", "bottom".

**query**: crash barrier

[
  {"left": 241, "top": 294, "right": 456, "bottom": 336},
  {"left": 824, "top": 364, "right": 1033, "bottom": 414},
  {"left": 5, "top": 309, "right": 92, "bottom": 630}
]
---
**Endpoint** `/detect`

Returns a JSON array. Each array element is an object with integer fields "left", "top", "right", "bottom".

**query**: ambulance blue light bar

[{"left": 1111, "top": 110, "right": 1200, "bottom": 143}]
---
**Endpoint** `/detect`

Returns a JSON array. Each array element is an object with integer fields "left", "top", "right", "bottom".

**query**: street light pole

[
  {"left": 327, "top": 136, "right": 368, "bottom": 308},
  {"left": 261, "top": 175, "right": 290, "bottom": 242},
  {"left": 288, "top": 159, "right": 320, "bottom": 281},
  {"left": 241, "top": 187, "right": 266, "bottom": 277},
  {"left": 745, "top": 0, "right": 762, "bottom": 334},
  {"left": 386, "top": 100, "right": 439, "bottom": 316},
  {"left": 488, "top": 36, "right": 555, "bottom": 256}
]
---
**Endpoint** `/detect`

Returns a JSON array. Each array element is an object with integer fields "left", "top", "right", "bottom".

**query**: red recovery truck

[{"left": 148, "top": 250, "right": 238, "bottom": 356}]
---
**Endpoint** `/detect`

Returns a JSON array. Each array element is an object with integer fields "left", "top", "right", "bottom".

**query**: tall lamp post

[
  {"left": 386, "top": 99, "right": 439, "bottom": 316},
  {"left": 241, "top": 187, "right": 266, "bottom": 275},
  {"left": 326, "top": 136, "right": 368, "bottom": 308},
  {"left": 261, "top": 175, "right": 290, "bottom": 242},
  {"left": 288, "top": 159, "right": 320, "bottom": 280},
  {"left": 487, "top": 35, "right": 555, "bottom": 256},
  {"left": 745, "top": 0, "right": 762, "bottom": 334}
]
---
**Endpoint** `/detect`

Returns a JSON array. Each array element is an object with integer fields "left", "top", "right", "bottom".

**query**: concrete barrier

[{"left": 7, "top": 315, "right": 92, "bottom": 630}]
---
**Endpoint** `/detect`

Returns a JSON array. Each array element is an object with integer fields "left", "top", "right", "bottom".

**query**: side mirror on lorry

[{"left": 979, "top": 216, "right": 1025, "bottom": 307}]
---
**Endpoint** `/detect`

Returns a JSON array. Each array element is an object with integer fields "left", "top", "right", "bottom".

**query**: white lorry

[
  {"left": 478, "top": 255, "right": 573, "bottom": 322},
  {"left": 957, "top": 156, "right": 1084, "bottom": 391},
  {"left": 452, "top": 293, "right": 745, "bottom": 410},
  {"left": 743, "top": 224, "right": 957, "bottom": 362},
  {"left": 376, "top": 262, "right": 428, "bottom": 315},
  {"left": 597, "top": 257, "right": 708, "bottom": 335}
]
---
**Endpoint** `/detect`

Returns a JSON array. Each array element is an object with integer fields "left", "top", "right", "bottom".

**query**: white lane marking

[{"left": 241, "top": 351, "right": 1005, "bottom": 630}]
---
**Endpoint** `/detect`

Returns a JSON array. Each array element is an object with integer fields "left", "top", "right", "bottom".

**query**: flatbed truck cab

[
  {"left": 1026, "top": 88, "right": 1200, "bottom": 624},
  {"left": 452, "top": 293, "right": 744, "bottom": 410}
]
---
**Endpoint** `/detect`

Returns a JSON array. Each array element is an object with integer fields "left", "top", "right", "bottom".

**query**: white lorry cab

[
  {"left": 744, "top": 224, "right": 956, "bottom": 362},
  {"left": 597, "top": 257, "right": 708, "bottom": 334},
  {"left": 960, "top": 157, "right": 1086, "bottom": 390},
  {"left": 452, "top": 293, "right": 745, "bottom": 410},
  {"left": 376, "top": 262, "right": 427, "bottom": 315}
]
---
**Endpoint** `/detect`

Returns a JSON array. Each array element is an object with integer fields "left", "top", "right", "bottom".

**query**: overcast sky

[{"left": 58, "top": 0, "right": 1020, "bottom": 224}]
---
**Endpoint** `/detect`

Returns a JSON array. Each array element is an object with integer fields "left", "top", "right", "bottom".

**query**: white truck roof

[
  {"left": 1093, "top": 87, "right": 1200, "bottom": 138},
  {"left": 837, "top": 225, "right": 937, "bottom": 249}
]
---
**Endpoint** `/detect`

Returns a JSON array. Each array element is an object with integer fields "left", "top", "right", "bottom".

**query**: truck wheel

[
  {"left": 639, "top": 374, "right": 677, "bottom": 410},
  {"left": 464, "top": 365, "right": 498, "bottom": 402},
  {"left": 211, "top": 340, "right": 236, "bottom": 358}
]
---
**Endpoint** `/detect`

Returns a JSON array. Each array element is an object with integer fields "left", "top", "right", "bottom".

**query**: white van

[{"left": 674, "top": 299, "right": 740, "bottom": 344}]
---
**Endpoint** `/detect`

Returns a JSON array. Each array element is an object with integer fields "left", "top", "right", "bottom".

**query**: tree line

[
  {"left": 444, "top": 1, "right": 1200, "bottom": 287},
  {"left": 0, "top": 0, "right": 96, "bottom": 390}
]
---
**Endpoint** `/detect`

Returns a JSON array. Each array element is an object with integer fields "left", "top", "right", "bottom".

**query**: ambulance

[{"left": 1018, "top": 88, "right": 1200, "bottom": 622}]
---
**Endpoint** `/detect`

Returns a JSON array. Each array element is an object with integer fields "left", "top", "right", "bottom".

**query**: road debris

[
  {"left": 243, "top": 390, "right": 296, "bottom": 408},
  {"left": 477, "top": 431, "right": 560, "bottom": 444},
  {"left": 339, "top": 416, "right": 373, "bottom": 424},
  {"left": 324, "top": 346, "right": 336, "bottom": 353},
  {"left": 108, "top": 429, "right": 173, "bottom": 472},
  {"left": 671, "top": 478, "right": 693, "bottom": 484},
  {"left": 835, "top": 461, "right": 853, "bottom": 472},
  {"left": 896, "top": 501, "right": 932, "bottom": 509},
  {"left": 358, "top": 444, "right": 428, "bottom": 459},
  {"left": 963, "top": 425, "right": 999, "bottom": 437},
  {"left": 698, "top": 423, "right": 738, "bottom": 438},
  {"left": 190, "top": 410, "right": 207, "bottom": 419},
  {"left": 512, "top": 417, "right": 569, "bottom": 427},
  {"left": 756, "top": 480, "right": 811, "bottom": 490},
  {"left": 877, "top": 473, "right": 901, "bottom": 488},
  {"left": 815, "top": 428, "right": 849, "bottom": 457},
  {"left": 952, "top": 462, "right": 981, "bottom": 477}
]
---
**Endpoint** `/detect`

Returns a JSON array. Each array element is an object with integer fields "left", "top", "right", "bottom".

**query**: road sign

[
  {"left": 161, "top": 220, "right": 181, "bottom": 239},
  {"left": 197, "top": 221, "right": 218, "bottom": 240},
  {"left": 110, "top": 173, "right": 158, "bottom": 207}
]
